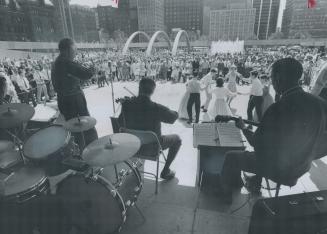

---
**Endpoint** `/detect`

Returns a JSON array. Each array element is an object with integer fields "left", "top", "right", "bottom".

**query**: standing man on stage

[
  {"left": 51, "top": 38, "right": 98, "bottom": 148},
  {"left": 247, "top": 70, "right": 263, "bottom": 122},
  {"left": 311, "top": 55, "right": 327, "bottom": 101}
]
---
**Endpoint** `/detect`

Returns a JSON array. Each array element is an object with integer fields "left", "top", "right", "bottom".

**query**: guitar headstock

[{"left": 215, "top": 115, "right": 237, "bottom": 123}]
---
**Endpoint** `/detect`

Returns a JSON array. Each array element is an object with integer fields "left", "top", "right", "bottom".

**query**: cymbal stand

[
  {"left": 5, "top": 127, "right": 26, "bottom": 163},
  {"left": 77, "top": 115, "right": 86, "bottom": 152}
]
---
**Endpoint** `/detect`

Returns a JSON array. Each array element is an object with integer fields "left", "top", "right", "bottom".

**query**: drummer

[{"left": 51, "top": 38, "right": 98, "bottom": 149}]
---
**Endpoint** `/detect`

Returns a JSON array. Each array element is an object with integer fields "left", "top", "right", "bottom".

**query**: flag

[
  {"left": 308, "top": 0, "right": 317, "bottom": 8},
  {"left": 98, "top": 0, "right": 119, "bottom": 8}
]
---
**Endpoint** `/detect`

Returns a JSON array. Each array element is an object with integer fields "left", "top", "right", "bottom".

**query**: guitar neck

[{"left": 230, "top": 117, "right": 260, "bottom": 127}]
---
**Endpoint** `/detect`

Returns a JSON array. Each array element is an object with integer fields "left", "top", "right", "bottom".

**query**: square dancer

[
  {"left": 186, "top": 75, "right": 202, "bottom": 124},
  {"left": 247, "top": 70, "right": 263, "bottom": 122}
]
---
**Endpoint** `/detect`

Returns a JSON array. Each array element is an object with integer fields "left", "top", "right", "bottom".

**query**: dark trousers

[
  {"left": 247, "top": 95, "right": 263, "bottom": 122},
  {"left": 320, "top": 88, "right": 327, "bottom": 101},
  {"left": 187, "top": 93, "right": 200, "bottom": 123},
  {"left": 57, "top": 93, "right": 98, "bottom": 150},
  {"left": 221, "top": 150, "right": 262, "bottom": 190},
  {"left": 160, "top": 134, "right": 182, "bottom": 171}
]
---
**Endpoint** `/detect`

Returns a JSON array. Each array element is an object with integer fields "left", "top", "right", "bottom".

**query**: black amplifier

[{"left": 249, "top": 190, "right": 327, "bottom": 234}]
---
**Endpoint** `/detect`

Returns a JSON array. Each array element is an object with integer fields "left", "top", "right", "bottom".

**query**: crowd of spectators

[{"left": 0, "top": 45, "right": 326, "bottom": 105}]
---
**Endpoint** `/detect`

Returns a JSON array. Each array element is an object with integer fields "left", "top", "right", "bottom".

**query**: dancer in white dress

[
  {"left": 207, "top": 78, "right": 236, "bottom": 120},
  {"left": 225, "top": 64, "right": 243, "bottom": 105},
  {"left": 201, "top": 69, "right": 217, "bottom": 111}
]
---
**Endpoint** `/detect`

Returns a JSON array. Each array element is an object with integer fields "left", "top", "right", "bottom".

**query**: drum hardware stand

[
  {"left": 76, "top": 114, "right": 86, "bottom": 151},
  {"left": 105, "top": 136, "right": 120, "bottom": 182},
  {"left": 134, "top": 204, "right": 146, "bottom": 224},
  {"left": 5, "top": 129, "right": 26, "bottom": 163}
]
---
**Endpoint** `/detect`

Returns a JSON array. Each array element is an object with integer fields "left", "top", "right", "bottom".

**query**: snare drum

[
  {"left": 0, "top": 165, "right": 49, "bottom": 234},
  {"left": 23, "top": 125, "right": 76, "bottom": 176},
  {"left": 57, "top": 160, "right": 142, "bottom": 234},
  {"left": 0, "top": 165, "right": 49, "bottom": 202}
]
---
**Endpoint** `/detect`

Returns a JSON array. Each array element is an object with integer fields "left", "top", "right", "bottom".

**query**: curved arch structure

[
  {"left": 146, "top": 31, "right": 172, "bottom": 56},
  {"left": 172, "top": 30, "right": 191, "bottom": 56},
  {"left": 122, "top": 31, "right": 151, "bottom": 55}
]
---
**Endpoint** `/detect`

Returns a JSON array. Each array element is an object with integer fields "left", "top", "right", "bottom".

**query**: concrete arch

[
  {"left": 122, "top": 31, "right": 151, "bottom": 55},
  {"left": 146, "top": 31, "right": 172, "bottom": 56},
  {"left": 172, "top": 30, "right": 191, "bottom": 56}
]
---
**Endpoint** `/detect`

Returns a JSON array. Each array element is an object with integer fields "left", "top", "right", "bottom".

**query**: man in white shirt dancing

[
  {"left": 247, "top": 70, "right": 263, "bottom": 122},
  {"left": 187, "top": 75, "right": 202, "bottom": 124}
]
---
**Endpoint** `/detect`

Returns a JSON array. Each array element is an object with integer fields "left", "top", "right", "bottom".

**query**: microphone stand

[{"left": 110, "top": 75, "right": 116, "bottom": 114}]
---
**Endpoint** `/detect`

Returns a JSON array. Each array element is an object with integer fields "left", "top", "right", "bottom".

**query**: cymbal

[
  {"left": 82, "top": 133, "right": 141, "bottom": 167},
  {"left": 63, "top": 116, "right": 97, "bottom": 133},
  {"left": 0, "top": 103, "right": 35, "bottom": 129}
]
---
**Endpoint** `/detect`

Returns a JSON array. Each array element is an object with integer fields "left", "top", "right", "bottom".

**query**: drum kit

[{"left": 0, "top": 103, "right": 144, "bottom": 234}]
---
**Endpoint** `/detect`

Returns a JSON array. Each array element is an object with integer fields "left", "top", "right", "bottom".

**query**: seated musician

[
  {"left": 219, "top": 58, "right": 327, "bottom": 204},
  {"left": 118, "top": 78, "right": 181, "bottom": 180}
]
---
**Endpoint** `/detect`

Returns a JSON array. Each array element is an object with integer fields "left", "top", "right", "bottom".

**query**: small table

[{"left": 197, "top": 145, "right": 245, "bottom": 187}]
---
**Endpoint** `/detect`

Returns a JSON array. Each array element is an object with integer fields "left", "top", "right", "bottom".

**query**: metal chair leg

[
  {"left": 134, "top": 204, "right": 146, "bottom": 224},
  {"left": 161, "top": 151, "right": 167, "bottom": 162},
  {"left": 275, "top": 184, "right": 281, "bottom": 197},
  {"left": 155, "top": 157, "right": 159, "bottom": 195}
]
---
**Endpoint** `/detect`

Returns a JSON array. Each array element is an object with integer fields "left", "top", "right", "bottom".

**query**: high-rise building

[
  {"left": 70, "top": 5, "right": 98, "bottom": 42},
  {"left": 282, "top": 0, "right": 327, "bottom": 39},
  {"left": 0, "top": 0, "right": 28, "bottom": 41},
  {"left": 19, "top": 0, "right": 59, "bottom": 42},
  {"left": 137, "top": 0, "right": 164, "bottom": 35},
  {"left": 97, "top": 0, "right": 138, "bottom": 38},
  {"left": 209, "top": 8, "right": 256, "bottom": 41},
  {"left": 51, "top": 0, "right": 75, "bottom": 39},
  {"left": 164, "top": 0, "right": 204, "bottom": 35},
  {"left": 253, "top": 0, "right": 280, "bottom": 40},
  {"left": 227, "top": 0, "right": 252, "bottom": 9}
]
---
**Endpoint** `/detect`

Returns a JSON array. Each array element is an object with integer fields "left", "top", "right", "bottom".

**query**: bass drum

[{"left": 56, "top": 160, "right": 142, "bottom": 234}]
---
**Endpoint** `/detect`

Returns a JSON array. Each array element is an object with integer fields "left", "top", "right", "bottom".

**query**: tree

[{"left": 269, "top": 32, "right": 285, "bottom": 40}]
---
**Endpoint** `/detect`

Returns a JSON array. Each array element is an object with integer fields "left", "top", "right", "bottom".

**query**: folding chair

[{"left": 120, "top": 127, "right": 167, "bottom": 195}]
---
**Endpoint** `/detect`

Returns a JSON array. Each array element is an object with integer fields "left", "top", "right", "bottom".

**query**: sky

[{"left": 70, "top": 0, "right": 287, "bottom": 28}]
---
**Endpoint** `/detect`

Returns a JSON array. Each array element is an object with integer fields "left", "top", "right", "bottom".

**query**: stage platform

[{"left": 45, "top": 82, "right": 327, "bottom": 234}]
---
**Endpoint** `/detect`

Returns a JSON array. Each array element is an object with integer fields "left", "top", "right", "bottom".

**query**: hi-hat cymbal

[
  {"left": 0, "top": 103, "right": 35, "bottom": 129},
  {"left": 82, "top": 133, "right": 141, "bottom": 167},
  {"left": 63, "top": 116, "right": 97, "bottom": 133}
]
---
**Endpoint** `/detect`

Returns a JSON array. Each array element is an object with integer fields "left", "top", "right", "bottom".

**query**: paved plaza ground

[{"left": 73, "top": 81, "right": 327, "bottom": 234}]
